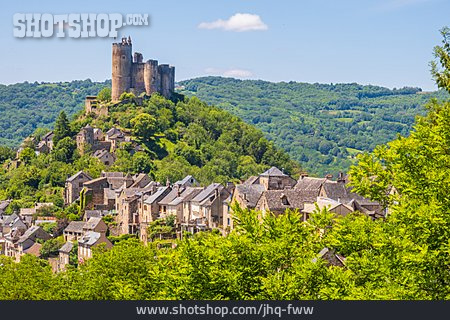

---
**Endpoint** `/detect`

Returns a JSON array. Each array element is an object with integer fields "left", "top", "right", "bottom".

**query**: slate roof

[
  {"left": 84, "top": 217, "right": 103, "bottom": 230},
  {"left": 167, "top": 187, "right": 203, "bottom": 206},
  {"left": 192, "top": 183, "right": 222, "bottom": 203},
  {"left": 294, "top": 177, "right": 327, "bottom": 192},
  {"left": 260, "top": 166, "right": 287, "bottom": 177},
  {"left": 2, "top": 213, "right": 19, "bottom": 225},
  {"left": 0, "top": 200, "right": 11, "bottom": 212},
  {"left": 59, "top": 241, "right": 74, "bottom": 253},
  {"left": 243, "top": 176, "right": 259, "bottom": 185},
  {"left": 159, "top": 188, "right": 183, "bottom": 205},
  {"left": 23, "top": 242, "right": 42, "bottom": 257},
  {"left": 78, "top": 231, "right": 101, "bottom": 246},
  {"left": 18, "top": 226, "right": 47, "bottom": 244},
  {"left": 235, "top": 184, "right": 266, "bottom": 209},
  {"left": 64, "top": 221, "right": 86, "bottom": 233},
  {"left": 144, "top": 186, "right": 170, "bottom": 204},
  {"left": 260, "top": 189, "right": 313, "bottom": 212},
  {"left": 174, "top": 175, "right": 197, "bottom": 186},
  {"left": 66, "top": 170, "right": 92, "bottom": 182}
]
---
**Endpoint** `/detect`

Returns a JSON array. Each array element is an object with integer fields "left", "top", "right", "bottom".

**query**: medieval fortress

[{"left": 111, "top": 36, "right": 175, "bottom": 101}]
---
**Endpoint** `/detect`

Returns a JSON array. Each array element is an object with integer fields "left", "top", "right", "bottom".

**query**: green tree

[
  {"left": 431, "top": 26, "right": 450, "bottom": 92},
  {"left": 53, "top": 111, "right": 71, "bottom": 146},
  {"left": 130, "top": 113, "right": 157, "bottom": 141},
  {"left": 97, "top": 87, "right": 112, "bottom": 102}
]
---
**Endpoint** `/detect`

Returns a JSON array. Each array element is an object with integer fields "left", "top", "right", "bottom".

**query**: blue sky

[{"left": 0, "top": 0, "right": 448, "bottom": 90}]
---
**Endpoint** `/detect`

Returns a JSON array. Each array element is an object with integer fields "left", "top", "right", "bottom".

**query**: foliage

[
  {"left": 179, "top": 77, "right": 449, "bottom": 176},
  {"left": 0, "top": 79, "right": 108, "bottom": 147},
  {"left": 97, "top": 87, "right": 111, "bottom": 102},
  {"left": 52, "top": 111, "right": 72, "bottom": 147},
  {"left": 431, "top": 27, "right": 450, "bottom": 92},
  {"left": 40, "top": 237, "right": 64, "bottom": 259}
]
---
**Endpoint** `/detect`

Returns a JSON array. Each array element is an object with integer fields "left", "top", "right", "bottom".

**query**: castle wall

[{"left": 131, "top": 63, "right": 146, "bottom": 96}]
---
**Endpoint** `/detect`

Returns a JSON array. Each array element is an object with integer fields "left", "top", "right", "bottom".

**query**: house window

[
  {"left": 144, "top": 205, "right": 148, "bottom": 210},
  {"left": 227, "top": 218, "right": 230, "bottom": 226}
]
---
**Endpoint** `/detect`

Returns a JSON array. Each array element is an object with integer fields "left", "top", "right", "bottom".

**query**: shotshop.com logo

[{"left": 13, "top": 13, "right": 149, "bottom": 38}]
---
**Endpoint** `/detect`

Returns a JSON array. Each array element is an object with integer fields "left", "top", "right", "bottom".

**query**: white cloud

[
  {"left": 198, "top": 13, "right": 268, "bottom": 32},
  {"left": 205, "top": 67, "right": 253, "bottom": 78}
]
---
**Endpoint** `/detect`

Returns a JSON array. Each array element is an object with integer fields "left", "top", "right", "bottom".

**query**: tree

[
  {"left": 431, "top": 26, "right": 450, "bottom": 92},
  {"left": 130, "top": 113, "right": 157, "bottom": 141},
  {"left": 52, "top": 136, "right": 76, "bottom": 163},
  {"left": 97, "top": 87, "right": 112, "bottom": 102},
  {"left": 18, "top": 147, "right": 36, "bottom": 164},
  {"left": 53, "top": 111, "right": 71, "bottom": 146}
]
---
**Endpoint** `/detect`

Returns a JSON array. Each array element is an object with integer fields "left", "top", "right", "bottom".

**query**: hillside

[
  {"left": 0, "top": 80, "right": 110, "bottom": 146},
  {"left": 0, "top": 92, "right": 299, "bottom": 210},
  {"left": 178, "top": 77, "right": 449, "bottom": 176}
]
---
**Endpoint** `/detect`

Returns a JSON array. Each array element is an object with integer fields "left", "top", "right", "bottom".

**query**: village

[{"left": 0, "top": 119, "right": 385, "bottom": 271}]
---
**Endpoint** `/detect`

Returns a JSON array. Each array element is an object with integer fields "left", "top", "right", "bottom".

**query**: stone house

[
  {"left": 256, "top": 189, "right": 313, "bottom": 218},
  {"left": 78, "top": 231, "right": 113, "bottom": 263},
  {"left": 258, "top": 167, "right": 296, "bottom": 190},
  {"left": 139, "top": 186, "right": 172, "bottom": 243},
  {"left": 63, "top": 221, "right": 86, "bottom": 242},
  {"left": 82, "top": 177, "right": 110, "bottom": 210},
  {"left": 65, "top": 171, "right": 92, "bottom": 205},
  {"left": 40, "top": 131, "right": 54, "bottom": 150},
  {"left": 93, "top": 149, "right": 116, "bottom": 166},
  {"left": 116, "top": 186, "right": 153, "bottom": 235},
  {"left": 190, "top": 183, "right": 231, "bottom": 229},
  {"left": 58, "top": 241, "right": 74, "bottom": 272},
  {"left": 4, "top": 226, "right": 51, "bottom": 262}
]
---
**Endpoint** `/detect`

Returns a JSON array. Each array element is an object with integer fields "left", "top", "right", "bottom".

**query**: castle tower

[
  {"left": 131, "top": 52, "right": 146, "bottom": 95},
  {"left": 144, "top": 60, "right": 160, "bottom": 95},
  {"left": 158, "top": 64, "right": 175, "bottom": 98},
  {"left": 111, "top": 37, "right": 133, "bottom": 101}
]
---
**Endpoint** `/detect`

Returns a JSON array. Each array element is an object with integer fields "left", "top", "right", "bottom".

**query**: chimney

[
  {"left": 325, "top": 174, "right": 333, "bottom": 180},
  {"left": 301, "top": 172, "right": 308, "bottom": 180},
  {"left": 337, "top": 172, "right": 346, "bottom": 183}
]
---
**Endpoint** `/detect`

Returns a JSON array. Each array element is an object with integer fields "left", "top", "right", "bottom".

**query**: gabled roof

[
  {"left": 2, "top": 213, "right": 19, "bottom": 225},
  {"left": 64, "top": 221, "right": 86, "bottom": 233},
  {"left": 260, "top": 189, "right": 313, "bottom": 212},
  {"left": 235, "top": 184, "right": 266, "bottom": 209},
  {"left": 158, "top": 187, "right": 183, "bottom": 206},
  {"left": 66, "top": 170, "right": 92, "bottom": 183},
  {"left": 144, "top": 186, "right": 170, "bottom": 204},
  {"left": 59, "top": 241, "right": 74, "bottom": 253},
  {"left": 260, "top": 166, "right": 287, "bottom": 177},
  {"left": 191, "top": 183, "right": 222, "bottom": 203},
  {"left": 174, "top": 175, "right": 198, "bottom": 186},
  {"left": 18, "top": 226, "right": 48, "bottom": 244},
  {"left": 167, "top": 187, "right": 203, "bottom": 206},
  {"left": 84, "top": 217, "right": 103, "bottom": 230},
  {"left": 294, "top": 176, "right": 328, "bottom": 191},
  {"left": 243, "top": 176, "right": 259, "bottom": 185},
  {"left": 23, "top": 242, "right": 42, "bottom": 257}
]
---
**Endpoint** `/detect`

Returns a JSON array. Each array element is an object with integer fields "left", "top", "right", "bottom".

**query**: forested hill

[
  {"left": 0, "top": 80, "right": 109, "bottom": 146},
  {"left": 178, "top": 77, "right": 449, "bottom": 176}
]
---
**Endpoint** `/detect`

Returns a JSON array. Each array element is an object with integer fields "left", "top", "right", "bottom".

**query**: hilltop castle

[{"left": 111, "top": 36, "right": 175, "bottom": 101}]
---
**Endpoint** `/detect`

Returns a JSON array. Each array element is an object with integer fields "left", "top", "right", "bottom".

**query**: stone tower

[
  {"left": 111, "top": 37, "right": 133, "bottom": 102},
  {"left": 111, "top": 37, "right": 175, "bottom": 102}
]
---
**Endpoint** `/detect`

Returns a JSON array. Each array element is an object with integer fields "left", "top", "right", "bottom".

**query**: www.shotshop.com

[{"left": 136, "top": 303, "right": 314, "bottom": 317}]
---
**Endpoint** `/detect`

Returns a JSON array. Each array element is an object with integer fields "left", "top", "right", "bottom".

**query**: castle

[{"left": 111, "top": 36, "right": 175, "bottom": 101}]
